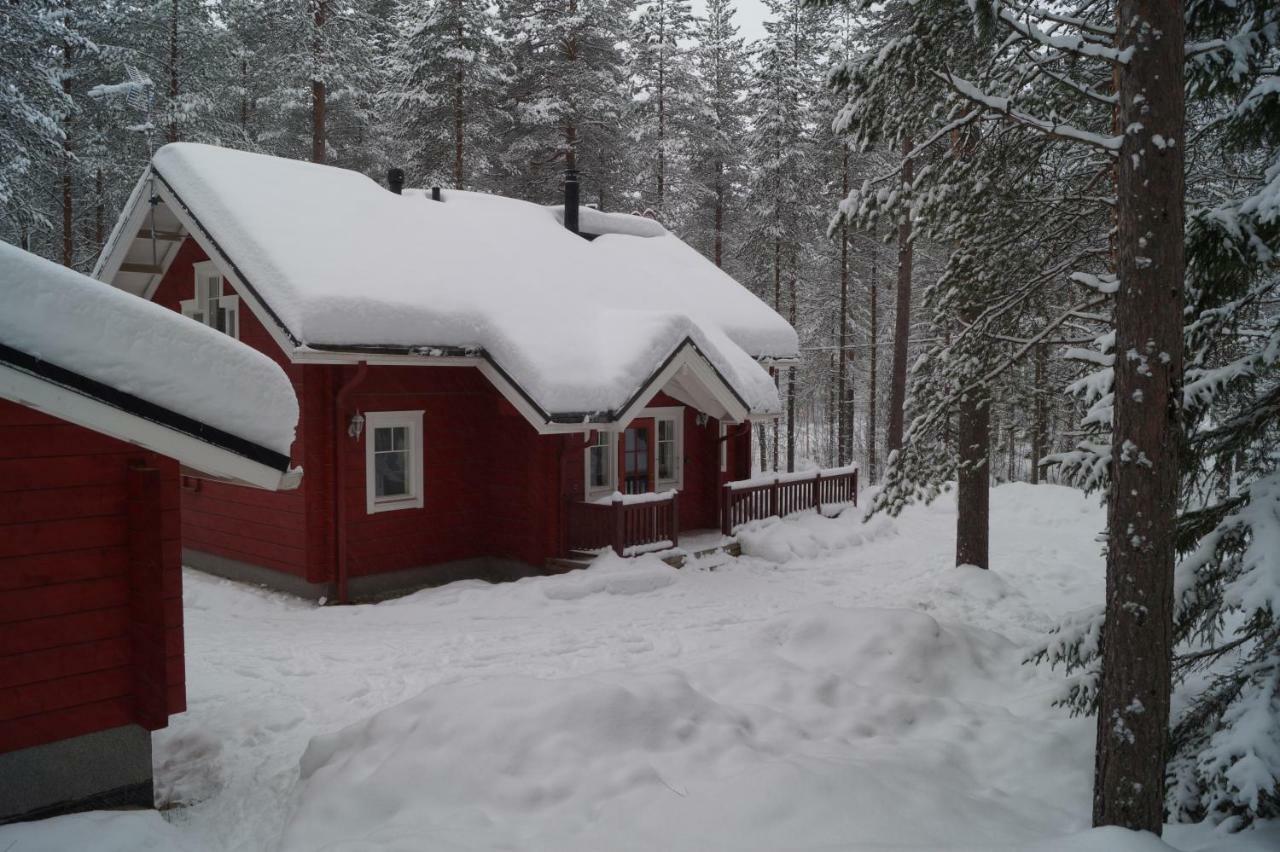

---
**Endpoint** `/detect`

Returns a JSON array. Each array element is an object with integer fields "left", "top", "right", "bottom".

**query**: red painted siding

[
  {"left": 151, "top": 241, "right": 751, "bottom": 586},
  {"left": 336, "top": 365, "right": 546, "bottom": 576},
  {"left": 0, "top": 402, "right": 184, "bottom": 754},
  {"left": 558, "top": 392, "right": 748, "bottom": 535},
  {"left": 151, "top": 241, "right": 312, "bottom": 580}
]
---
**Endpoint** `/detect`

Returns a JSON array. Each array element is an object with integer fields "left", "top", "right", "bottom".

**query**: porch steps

[
  {"left": 663, "top": 539, "right": 741, "bottom": 568},
  {"left": 544, "top": 556, "right": 595, "bottom": 574},
  {"left": 543, "top": 540, "right": 741, "bottom": 574}
]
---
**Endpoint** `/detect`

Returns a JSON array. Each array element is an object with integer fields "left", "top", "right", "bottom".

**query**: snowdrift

[{"left": 282, "top": 602, "right": 1087, "bottom": 851}]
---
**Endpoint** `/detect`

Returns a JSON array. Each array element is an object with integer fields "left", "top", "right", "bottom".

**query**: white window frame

[
  {"left": 181, "top": 260, "right": 239, "bottom": 339},
  {"left": 581, "top": 407, "right": 685, "bottom": 499},
  {"left": 719, "top": 421, "right": 728, "bottom": 473},
  {"left": 364, "top": 410, "right": 425, "bottom": 514},
  {"left": 649, "top": 407, "right": 684, "bottom": 491},
  {"left": 584, "top": 429, "right": 615, "bottom": 500}
]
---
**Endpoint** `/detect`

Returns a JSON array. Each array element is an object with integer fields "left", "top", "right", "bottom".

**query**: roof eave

[
  {"left": 100, "top": 162, "right": 781, "bottom": 436},
  {"left": 0, "top": 347, "right": 296, "bottom": 491}
]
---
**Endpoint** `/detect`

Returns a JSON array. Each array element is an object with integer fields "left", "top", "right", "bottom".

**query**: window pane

[
  {"left": 374, "top": 427, "right": 392, "bottom": 452},
  {"left": 659, "top": 420, "right": 674, "bottom": 441},
  {"left": 589, "top": 446, "right": 606, "bottom": 487},
  {"left": 392, "top": 427, "right": 406, "bottom": 451},
  {"left": 659, "top": 443, "right": 674, "bottom": 479},
  {"left": 375, "top": 450, "right": 408, "bottom": 497}
]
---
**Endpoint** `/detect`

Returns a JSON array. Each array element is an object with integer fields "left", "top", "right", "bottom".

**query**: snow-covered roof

[
  {"left": 0, "top": 241, "right": 299, "bottom": 489},
  {"left": 97, "top": 143, "right": 795, "bottom": 424}
]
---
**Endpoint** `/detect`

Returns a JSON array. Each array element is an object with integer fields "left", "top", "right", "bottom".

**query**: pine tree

[
  {"left": 686, "top": 0, "right": 748, "bottom": 268},
  {"left": 743, "top": 0, "right": 831, "bottom": 472},
  {"left": 0, "top": 1, "right": 81, "bottom": 218},
  {"left": 1165, "top": 0, "right": 1280, "bottom": 826},
  {"left": 249, "top": 0, "right": 387, "bottom": 170},
  {"left": 496, "top": 0, "right": 633, "bottom": 205},
  {"left": 628, "top": 0, "right": 695, "bottom": 222},
  {"left": 386, "top": 0, "right": 509, "bottom": 190}
]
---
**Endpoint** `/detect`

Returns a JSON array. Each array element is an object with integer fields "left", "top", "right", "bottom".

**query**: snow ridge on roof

[
  {"left": 148, "top": 143, "right": 796, "bottom": 416},
  {"left": 0, "top": 241, "right": 298, "bottom": 455}
]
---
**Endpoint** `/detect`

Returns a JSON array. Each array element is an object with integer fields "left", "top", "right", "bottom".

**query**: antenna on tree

[{"left": 96, "top": 65, "right": 161, "bottom": 265}]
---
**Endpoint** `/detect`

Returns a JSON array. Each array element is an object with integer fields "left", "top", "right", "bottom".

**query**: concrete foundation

[
  {"left": 0, "top": 725, "right": 153, "bottom": 824},
  {"left": 183, "top": 548, "right": 540, "bottom": 602}
]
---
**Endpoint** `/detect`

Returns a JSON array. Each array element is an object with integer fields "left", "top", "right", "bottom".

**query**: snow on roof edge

[
  {"left": 1, "top": 241, "right": 299, "bottom": 456},
  {"left": 134, "top": 144, "right": 792, "bottom": 418}
]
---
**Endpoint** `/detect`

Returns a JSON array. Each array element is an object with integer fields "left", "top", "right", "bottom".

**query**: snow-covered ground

[{"left": 3, "top": 484, "right": 1276, "bottom": 851}]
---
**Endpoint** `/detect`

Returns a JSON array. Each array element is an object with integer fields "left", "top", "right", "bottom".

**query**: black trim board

[
  {"left": 0, "top": 343, "right": 291, "bottom": 472},
  {"left": 309, "top": 336, "right": 754, "bottom": 425}
]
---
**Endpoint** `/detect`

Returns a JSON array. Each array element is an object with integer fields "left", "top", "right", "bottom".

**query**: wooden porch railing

[
  {"left": 720, "top": 465, "right": 858, "bottom": 535},
  {"left": 567, "top": 491, "right": 680, "bottom": 556}
]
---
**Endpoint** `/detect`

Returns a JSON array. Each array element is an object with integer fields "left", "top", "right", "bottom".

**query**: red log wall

[
  {"left": 151, "top": 242, "right": 315, "bottom": 580},
  {"left": 0, "top": 402, "right": 184, "bottom": 754},
  {"left": 153, "top": 243, "right": 758, "bottom": 585}
]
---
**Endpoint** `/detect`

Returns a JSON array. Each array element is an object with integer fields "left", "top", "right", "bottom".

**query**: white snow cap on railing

[
  {"left": 728, "top": 464, "right": 859, "bottom": 491},
  {"left": 592, "top": 489, "right": 678, "bottom": 506}
]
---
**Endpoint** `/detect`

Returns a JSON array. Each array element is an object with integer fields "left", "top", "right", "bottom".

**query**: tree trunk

[
  {"left": 240, "top": 57, "right": 250, "bottom": 134},
  {"left": 1007, "top": 410, "right": 1017, "bottom": 482},
  {"left": 786, "top": 253, "right": 797, "bottom": 472},
  {"left": 1092, "top": 0, "right": 1184, "bottom": 834},
  {"left": 955, "top": 379, "right": 990, "bottom": 569},
  {"left": 61, "top": 40, "right": 73, "bottom": 269},
  {"left": 95, "top": 168, "right": 104, "bottom": 253},
  {"left": 656, "top": 17, "right": 665, "bottom": 214},
  {"left": 563, "top": 0, "right": 578, "bottom": 171},
  {"left": 867, "top": 232, "right": 878, "bottom": 481},
  {"left": 772, "top": 238, "right": 782, "bottom": 472},
  {"left": 838, "top": 145, "right": 851, "bottom": 466},
  {"left": 1031, "top": 343, "right": 1046, "bottom": 484},
  {"left": 167, "top": 0, "right": 179, "bottom": 143},
  {"left": 757, "top": 421, "right": 767, "bottom": 473},
  {"left": 713, "top": 160, "right": 723, "bottom": 267},
  {"left": 310, "top": 0, "right": 327, "bottom": 164},
  {"left": 453, "top": 0, "right": 465, "bottom": 188},
  {"left": 887, "top": 136, "right": 913, "bottom": 454}
]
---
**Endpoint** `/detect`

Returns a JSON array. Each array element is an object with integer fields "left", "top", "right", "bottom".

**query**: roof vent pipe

[
  {"left": 387, "top": 168, "right": 405, "bottom": 195},
  {"left": 564, "top": 168, "right": 580, "bottom": 234},
  {"left": 431, "top": 186, "right": 441, "bottom": 202}
]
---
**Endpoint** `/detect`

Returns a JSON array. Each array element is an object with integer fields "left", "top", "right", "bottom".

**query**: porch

[{"left": 560, "top": 465, "right": 859, "bottom": 566}]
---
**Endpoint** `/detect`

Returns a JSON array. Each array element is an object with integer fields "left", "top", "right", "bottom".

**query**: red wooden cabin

[
  {"left": 95, "top": 143, "right": 801, "bottom": 601},
  {"left": 0, "top": 244, "right": 298, "bottom": 822}
]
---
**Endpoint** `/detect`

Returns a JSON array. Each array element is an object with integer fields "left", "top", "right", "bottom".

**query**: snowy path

[{"left": 3, "top": 484, "right": 1275, "bottom": 851}]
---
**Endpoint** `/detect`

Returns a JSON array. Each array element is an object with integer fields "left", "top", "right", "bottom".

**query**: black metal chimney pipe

[
  {"left": 387, "top": 168, "right": 405, "bottom": 195},
  {"left": 431, "top": 186, "right": 441, "bottom": 202},
  {"left": 564, "top": 168, "right": 580, "bottom": 234}
]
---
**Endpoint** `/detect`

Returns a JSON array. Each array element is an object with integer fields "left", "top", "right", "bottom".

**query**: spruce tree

[
  {"left": 386, "top": 0, "right": 509, "bottom": 190},
  {"left": 686, "top": 0, "right": 749, "bottom": 269},
  {"left": 495, "top": 0, "right": 633, "bottom": 204},
  {"left": 628, "top": 0, "right": 696, "bottom": 222}
]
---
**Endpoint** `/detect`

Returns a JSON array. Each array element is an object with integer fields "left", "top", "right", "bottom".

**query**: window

[
  {"left": 581, "top": 407, "right": 683, "bottom": 499},
  {"left": 364, "top": 411, "right": 424, "bottom": 513},
  {"left": 719, "top": 422, "right": 728, "bottom": 473},
  {"left": 181, "top": 261, "right": 239, "bottom": 339},
  {"left": 657, "top": 419, "right": 677, "bottom": 481},
  {"left": 587, "top": 430, "right": 613, "bottom": 494},
  {"left": 647, "top": 407, "right": 683, "bottom": 490}
]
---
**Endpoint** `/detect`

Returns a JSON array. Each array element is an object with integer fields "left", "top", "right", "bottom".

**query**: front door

[{"left": 619, "top": 418, "right": 655, "bottom": 495}]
